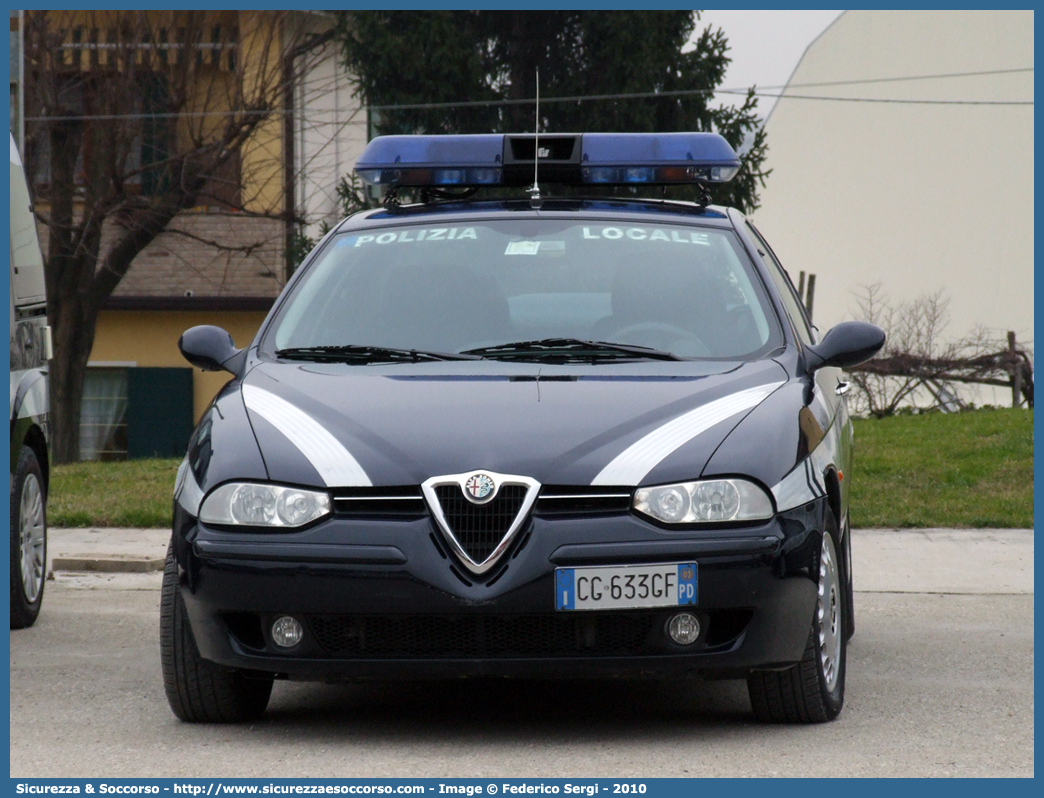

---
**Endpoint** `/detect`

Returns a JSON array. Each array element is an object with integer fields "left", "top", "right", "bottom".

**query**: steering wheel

[{"left": 608, "top": 322, "right": 711, "bottom": 357}]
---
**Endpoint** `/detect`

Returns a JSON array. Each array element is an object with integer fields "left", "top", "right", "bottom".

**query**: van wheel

[
  {"left": 747, "top": 512, "right": 846, "bottom": 722},
  {"left": 160, "top": 542, "right": 273, "bottom": 722},
  {"left": 11, "top": 446, "right": 46, "bottom": 629}
]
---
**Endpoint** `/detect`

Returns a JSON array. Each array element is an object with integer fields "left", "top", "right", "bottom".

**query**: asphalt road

[{"left": 9, "top": 529, "right": 1034, "bottom": 778}]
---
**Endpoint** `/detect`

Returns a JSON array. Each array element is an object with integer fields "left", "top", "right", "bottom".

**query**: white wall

[
  {"left": 753, "top": 10, "right": 1033, "bottom": 360},
  {"left": 294, "top": 19, "right": 369, "bottom": 240}
]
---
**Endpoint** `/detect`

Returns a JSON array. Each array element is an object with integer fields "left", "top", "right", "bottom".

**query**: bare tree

[
  {"left": 23, "top": 10, "right": 331, "bottom": 462},
  {"left": 849, "top": 283, "right": 1034, "bottom": 416},
  {"left": 847, "top": 283, "right": 941, "bottom": 416}
]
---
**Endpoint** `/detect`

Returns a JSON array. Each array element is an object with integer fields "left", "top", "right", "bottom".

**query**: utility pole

[
  {"left": 1008, "top": 331, "right": 1021, "bottom": 408},
  {"left": 797, "top": 271, "right": 815, "bottom": 323},
  {"left": 804, "top": 273, "right": 816, "bottom": 324}
]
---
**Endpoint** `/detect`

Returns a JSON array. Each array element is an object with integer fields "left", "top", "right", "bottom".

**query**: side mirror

[
  {"left": 179, "top": 325, "right": 246, "bottom": 375},
  {"left": 805, "top": 321, "right": 885, "bottom": 372}
]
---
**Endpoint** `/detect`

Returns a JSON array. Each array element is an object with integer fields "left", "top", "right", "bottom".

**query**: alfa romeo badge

[{"left": 463, "top": 472, "right": 496, "bottom": 503}]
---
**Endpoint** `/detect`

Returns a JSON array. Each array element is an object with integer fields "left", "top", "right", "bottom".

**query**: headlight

[
  {"left": 633, "top": 478, "right": 773, "bottom": 524},
  {"left": 199, "top": 483, "right": 331, "bottom": 528}
]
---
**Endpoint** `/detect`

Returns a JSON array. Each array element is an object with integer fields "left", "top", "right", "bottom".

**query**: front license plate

[{"left": 555, "top": 563, "right": 697, "bottom": 611}]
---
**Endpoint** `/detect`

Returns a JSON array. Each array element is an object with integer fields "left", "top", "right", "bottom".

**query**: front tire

[
  {"left": 11, "top": 446, "right": 46, "bottom": 629},
  {"left": 160, "top": 542, "right": 273, "bottom": 722},
  {"left": 747, "top": 513, "right": 846, "bottom": 723}
]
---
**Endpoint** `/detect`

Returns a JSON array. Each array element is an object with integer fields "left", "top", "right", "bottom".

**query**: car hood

[{"left": 240, "top": 359, "right": 788, "bottom": 489}]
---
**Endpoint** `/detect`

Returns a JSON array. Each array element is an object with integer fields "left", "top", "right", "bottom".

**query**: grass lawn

[
  {"left": 47, "top": 409, "right": 1033, "bottom": 529},
  {"left": 851, "top": 408, "right": 1033, "bottom": 528},
  {"left": 49, "top": 457, "right": 181, "bottom": 528}
]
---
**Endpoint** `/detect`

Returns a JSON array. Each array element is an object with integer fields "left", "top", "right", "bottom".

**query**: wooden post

[
  {"left": 805, "top": 274, "right": 816, "bottom": 323},
  {"left": 1008, "top": 331, "right": 1021, "bottom": 408},
  {"left": 797, "top": 271, "right": 806, "bottom": 298}
]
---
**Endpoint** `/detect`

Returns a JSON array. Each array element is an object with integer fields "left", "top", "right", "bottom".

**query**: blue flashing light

[
  {"left": 355, "top": 134, "right": 504, "bottom": 186},
  {"left": 354, "top": 132, "right": 739, "bottom": 188},
  {"left": 581, "top": 132, "right": 740, "bottom": 184}
]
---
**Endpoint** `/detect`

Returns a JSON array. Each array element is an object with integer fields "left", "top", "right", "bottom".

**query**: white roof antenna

[{"left": 528, "top": 68, "right": 542, "bottom": 209}]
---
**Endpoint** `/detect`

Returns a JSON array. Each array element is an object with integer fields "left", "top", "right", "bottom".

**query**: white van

[{"left": 10, "top": 132, "right": 51, "bottom": 628}]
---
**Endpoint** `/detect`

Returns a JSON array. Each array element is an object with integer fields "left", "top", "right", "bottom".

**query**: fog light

[
  {"left": 271, "top": 615, "right": 304, "bottom": 648},
  {"left": 667, "top": 612, "right": 701, "bottom": 645}
]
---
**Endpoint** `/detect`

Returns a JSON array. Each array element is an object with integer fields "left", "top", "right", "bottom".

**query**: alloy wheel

[
  {"left": 20, "top": 473, "right": 45, "bottom": 603},
  {"left": 817, "top": 532, "right": 842, "bottom": 691}
]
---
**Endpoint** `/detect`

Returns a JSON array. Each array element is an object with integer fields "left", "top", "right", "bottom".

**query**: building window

[
  {"left": 80, "top": 367, "right": 128, "bottom": 461},
  {"left": 80, "top": 365, "right": 194, "bottom": 461},
  {"left": 140, "top": 73, "right": 170, "bottom": 196}
]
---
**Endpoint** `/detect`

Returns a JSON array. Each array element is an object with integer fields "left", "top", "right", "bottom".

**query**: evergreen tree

[{"left": 336, "top": 11, "right": 769, "bottom": 211}]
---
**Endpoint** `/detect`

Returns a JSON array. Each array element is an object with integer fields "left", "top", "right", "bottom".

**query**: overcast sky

[{"left": 693, "top": 10, "right": 845, "bottom": 119}]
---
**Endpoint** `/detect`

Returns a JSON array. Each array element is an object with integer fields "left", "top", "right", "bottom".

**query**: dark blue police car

[{"left": 162, "top": 132, "right": 885, "bottom": 724}]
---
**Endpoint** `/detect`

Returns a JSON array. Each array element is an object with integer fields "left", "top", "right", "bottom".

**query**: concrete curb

[
  {"left": 852, "top": 527, "right": 1033, "bottom": 594},
  {"left": 51, "top": 556, "right": 165, "bottom": 573},
  {"left": 47, "top": 528, "right": 170, "bottom": 577}
]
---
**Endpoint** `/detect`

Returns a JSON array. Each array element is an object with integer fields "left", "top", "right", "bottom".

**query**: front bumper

[{"left": 173, "top": 501, "right": 828, "bottom": 680}]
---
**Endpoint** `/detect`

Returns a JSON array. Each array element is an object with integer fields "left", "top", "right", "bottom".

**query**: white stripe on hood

[
  {"left": 242, "top": 384, "right": 371, "bottom": 487},
  {"left": 592, "top": 381, "right": 783, "bottom": 486}
]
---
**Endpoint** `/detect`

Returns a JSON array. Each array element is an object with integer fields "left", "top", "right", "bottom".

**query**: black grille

[
  {"left": 334, "top": 487, "right": 427, "bottom": 519},
  {"left": 433, "top": 484, "right": 529, "bottom": 563},
  {"left": 307, "top": 613, "right": 657, "bottom": 658},
  {"left": 535, "top": 486, "right": 632, "bottom": 517}
]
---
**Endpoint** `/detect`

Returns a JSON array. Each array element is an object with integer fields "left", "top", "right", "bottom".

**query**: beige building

[{"left": 752, "top": 10, "right": 1033, "bottom": 362}]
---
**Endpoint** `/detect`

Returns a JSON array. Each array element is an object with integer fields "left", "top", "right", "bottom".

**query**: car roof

[{"left": 334, "top": 198, "right": 738, "bottom": 233}]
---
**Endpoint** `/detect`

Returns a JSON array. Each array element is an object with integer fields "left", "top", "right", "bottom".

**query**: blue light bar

[
  {"left": 355, "top": 134, "right": 504, "bottom": 187},
  {"left": 581, "top": 132, "right": 740, "bottom": 185},
  {"left": 354, "top": 132, "right": 740, "bottom": 189}
]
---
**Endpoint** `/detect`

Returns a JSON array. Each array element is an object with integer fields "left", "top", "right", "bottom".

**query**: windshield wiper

[
  {"left": 275, "top": 345, "right": 483, "bottom": 364},
  {"left": 460, "top": 338, "right": 684, "bottom": 362}
]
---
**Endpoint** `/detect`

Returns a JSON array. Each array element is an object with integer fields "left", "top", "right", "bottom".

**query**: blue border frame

[{"left": 3, "top": 4, "right": 1037, "bottom": 789}]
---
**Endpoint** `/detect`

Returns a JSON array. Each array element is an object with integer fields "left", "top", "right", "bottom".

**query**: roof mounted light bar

[{"left": 354, "top": 132, "right": 740, "bottom": 189}]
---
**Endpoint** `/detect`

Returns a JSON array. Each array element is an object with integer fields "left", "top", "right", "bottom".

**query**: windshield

[{"left": 266, "top": 218, "right": 782, "bottom": 361}]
